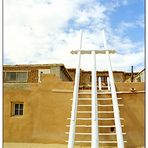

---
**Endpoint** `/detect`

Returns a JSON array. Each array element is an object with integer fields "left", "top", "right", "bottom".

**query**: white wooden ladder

[{"left": 67, "top": 31, "right": 125, "bottom": 148}]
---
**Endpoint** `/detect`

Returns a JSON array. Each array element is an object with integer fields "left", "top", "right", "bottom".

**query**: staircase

[{"left": 66, "top": 90, "right": 127, "bottom": 147}]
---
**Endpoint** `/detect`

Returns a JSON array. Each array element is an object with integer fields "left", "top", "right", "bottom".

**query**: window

[
  {"left": 5, "top": 72, "right": 28, "bottom": 82},
  {"left": 101, "top": 76, "right": 107, "bottom": 83},
  {"left": 12, "top": 103, "right": 24, "bottom": 116},
  {"left": 97, "top": 76, "right": 108, "bottom": 86}
]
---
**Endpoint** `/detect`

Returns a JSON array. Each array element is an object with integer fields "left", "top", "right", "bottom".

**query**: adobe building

[
  {"left": 67, "top": 68, "right": 138, "bottom": 88},
  {"left": 3, "top": 64, "right": 145, "bottom": 147}
]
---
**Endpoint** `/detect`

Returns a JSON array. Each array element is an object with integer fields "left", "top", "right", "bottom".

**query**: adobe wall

[
  {"left": 115, "top": 82, "right": 145, "bottom": 148},
  {"left": 3, "top": 67, "right": 39, "bottom": 83},
  {"left": 4, "top": 75, "right": 73, "bottom": 144},
  {"left": 67, "top": 69, "right": 138, "bottom": 85},
  {"left": 50, "top": 66, "right": 61, "bottom": 79},
  {"left": 113, "top": 73, "right": 124, "bottom": 82},
  {"left": 80, "top": 72, "right": 91, "bottom": 85},
  {"left": 3, "top": 76, "right": 145, "bottom": 147},
  {"left": 60, "top": 67, "right": 72, "bottom": 81},
  {"left": 3, "top": 65, "right": 72, "bottom": 83},
  {"left": 67, "top": 69, "right": 76, "bottom": 81}
]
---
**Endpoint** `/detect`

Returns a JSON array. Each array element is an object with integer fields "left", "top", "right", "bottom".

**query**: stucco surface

[{"left": 3, "top": 75, "right": 145, "bottom": 147}]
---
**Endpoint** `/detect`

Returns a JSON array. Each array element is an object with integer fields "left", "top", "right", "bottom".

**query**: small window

[
  {"left": 101, "top": 76, "right": 107, "bottom": 83},
  {"left": 6, "top": 72, "right": 16, "bottom": 81},
  {"left": 12, "top": 103, "right": 24, "bottom": 116},
  {"left": 99, "top": 76, "right": 107, "bottom": 86},
  {"left": 17, "top": 72, "right": 28, "bottom": 81},
  {"left": 6, "top": 72, "right": 28, "bottom": 82}
]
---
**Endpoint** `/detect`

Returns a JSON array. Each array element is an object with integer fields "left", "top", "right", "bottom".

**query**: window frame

[
  {"left": 11, "top": 102, "right": 24, "bottom": 116},
  {"left": 96, "top": 76, "right": 108, "bottom": 86},
  {"left": 4, "top": 71, "right": 28, "bottom": 82}
]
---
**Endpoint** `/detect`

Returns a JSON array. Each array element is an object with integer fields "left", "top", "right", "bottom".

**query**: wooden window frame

[
  {"left": 5, "top": 71, "right": 28, "bottom": 82},
  {"left": 11, "top": 102, "right": 24, "bottom": 116}
]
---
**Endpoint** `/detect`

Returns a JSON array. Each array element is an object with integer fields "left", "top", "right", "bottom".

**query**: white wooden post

[
  {"left": 98, "top": 77, "right": 102, "bottom": 90},
  {"left": 68, "top": 30, "right": 83, "bottom": 148},
  {"left": 107, "top": 77, "right": 110, "bottom": 90},
  {"left": 106, "top": 51, "right": 124, "bottom": 148},
  {"left": 91, "top": 50, "right": 99, "bottom": 148},
  {"left": 68, "top": 51, "right": 81, "bottom": 148},
  {"left": 102, "top": 29, "right": 124, "bottom": 148}
]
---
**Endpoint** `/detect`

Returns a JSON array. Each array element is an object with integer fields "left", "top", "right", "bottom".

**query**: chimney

[{"left": 131, "top": 66, "right": 133, "bottom": 82}]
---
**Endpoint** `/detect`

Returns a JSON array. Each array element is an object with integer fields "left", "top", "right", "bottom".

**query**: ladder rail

[
  {"left": 102, "top": 29, "right": 124, "bottom": 148},
  {"left": 106, "top": 51, "right": 124, "bottom": 148},
  {"left": 91, "top": 50, "right": 99, "bottom": 148},
  {"left": 68, "top": 51, "right": 81, "bottom": 148}
]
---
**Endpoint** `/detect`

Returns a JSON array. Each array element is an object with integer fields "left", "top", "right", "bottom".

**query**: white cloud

[
  {"left": 115, "top": 18, "right": 144, "bottom": 36},
  {"left": 122, "top": 0, "right": 128, "bottom": 5},
  {"left": 4, "top": 0, "right": 144, "bottom": 72}
]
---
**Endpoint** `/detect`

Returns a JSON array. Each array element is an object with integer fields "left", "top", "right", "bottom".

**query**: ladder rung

[
  {"left": 100, "top": 140, "right": 127, "bottom": 144},
  {"left": 70, "top": 98, "right": 122, "bottom": 101},
  {"left": 99, "top": 133, "right": 126, "bottom": 135},
  {"left": 99, "top": 104, "right": 124, "bottom": 107},
  {"left": 65, "top": 132, "right": 91, "bottom": 135},
  {"left": 76, "top": 111, "right": 115, "bottom": 113},
  {"left": 66, "top": 141, "right": 127, "bottom": 143},
  {"left": 67, "top": 118, "right": 91, "bottom": 120},
  {"left": 77, "top": 104, "right": 124, "bottom": 107},
  {"left": 66, "top": 125, "right": 91, "bottom": 127},
  {"left": 66, "top": 140, "right": 91, "bottom": 143},
  {"left": 101, "top": 86, "right": 108, "bottom": 88},
  {"left": 66, "top": 125, "right": 124, "bottom": 128},
  {"left": 67, "top": 118, "right": 124, "bottom": 120},
  {"left": 65, "top": 132, "right": 126, "bottom": 135},
  {"left": 99, "top": 125, "right": 124, "bottom": 128},
  {"left": 77, "top": 105, "right": 92, "bottom": 107},
  {"left": 78, "top": 91, "right": 118, "bottom": 95}
]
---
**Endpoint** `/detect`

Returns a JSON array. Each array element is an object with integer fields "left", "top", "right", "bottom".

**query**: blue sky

[{"left": 4, "top": 0, "right": 144, "bottom": 72}]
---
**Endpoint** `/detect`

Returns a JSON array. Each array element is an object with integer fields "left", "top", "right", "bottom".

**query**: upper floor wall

[
  {"left": 67, "top": 69, "right": 138, "bottom": 86},
  {"left": 3, "top": 64, "right": 72, "bottom": 83}
]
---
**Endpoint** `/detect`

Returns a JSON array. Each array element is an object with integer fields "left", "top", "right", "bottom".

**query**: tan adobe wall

[
  {"left": 4, "top": 75, "right": 74, "bottom": 144},
  {"left": 80, "top": 71, "right": 91, "bottom": 85},
  {"left": 3, "top": 65, "right": 72, "bottom": 83},
  {"left": 3, "top": 66, "right": 39, "bottom": 83},
  {"left": 113, "top": 72, "right": 124, "bottom": 82},
  {"left": 3, "top": 74, "right": 144, "bottom": 147},
  {"left": 50, "top": 66, "right": 61, "bottom": 78},
  {"left": 67, "top": 69, "right": 76, "bottom": 81},
  {"left": 60, "top": 68, "right": 71, "bottom": 81},
  {"left": 67, "top": 69, "right": 138, "bottom": 85}
]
